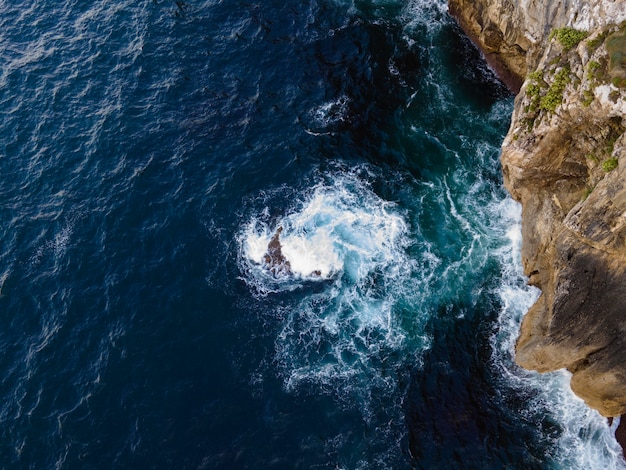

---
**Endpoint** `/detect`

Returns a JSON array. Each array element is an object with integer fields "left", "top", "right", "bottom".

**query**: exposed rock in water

[
  {"left": 448, "top": 0, "right": 626, "bottom": 422},
  {"left": 263, "top": 227, "right": 291, "bottom": 276}
]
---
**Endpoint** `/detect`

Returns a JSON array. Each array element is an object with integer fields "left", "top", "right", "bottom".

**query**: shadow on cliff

[{"left": 440, "top": 22, "right": 513, "bottom": 109}]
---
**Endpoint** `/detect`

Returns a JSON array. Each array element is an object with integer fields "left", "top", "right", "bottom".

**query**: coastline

[
  {"left": 446, "top": 0, "right": 626, "bottom": 457},
  {"left": 618, "top": 419, "right": 626, "bottom": 458},
  {"left": 447, "top": 3, "right": 523, "bottom": 93}
]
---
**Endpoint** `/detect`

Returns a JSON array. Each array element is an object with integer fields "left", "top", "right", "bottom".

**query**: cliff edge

[{"left": 449, "top": 0, "right": 626, "bottom": 418}]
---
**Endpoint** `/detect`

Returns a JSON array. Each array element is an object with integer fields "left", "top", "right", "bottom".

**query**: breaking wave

[{"left": 238, "top": 168, "right": 420, "bottom": 405}]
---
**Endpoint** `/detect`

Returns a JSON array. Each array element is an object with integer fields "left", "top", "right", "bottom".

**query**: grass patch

[
  {"left": 550, "top": 27, "right": 588, "bottom": 50},
  {"left": 582, "top": 89, "right": 594, "bottom": 106},
  {"left": 587, "top": 31, "right": 608, "bottom": 52},
  {"left": 540, "top": 67, "right": 571, "bottom": 112},
  {"left": 603, "top": 157, "right": 618, "bottom": 172},
  {"left": 522, "top": 117, "right": 536, "bottom": 130},
  {"left": 606, "top": 134, "right": 618, "bottom": 155},
  {"left": 587, "top": 60, "right": 601, "bottom": 74},
  {"left": 526, "top": 82, "right": 542, "bottom": 112},
  {"left": 612, "top": 77, "right": 626, "bottom": 88},
  {"left": 528, "top": 70, "right": 544, "bottom": 82},
  {"left": 525, "top": 69, "right": 546, "bottom": 114}
]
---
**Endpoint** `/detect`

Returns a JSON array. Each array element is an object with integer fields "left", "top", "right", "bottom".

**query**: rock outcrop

[
  {"left": 263, "top": 227, "right": 292, "bottom": 276},
  {"left": 449, "top": 0, "right": 626, "bottom": 418},
  {"left": 449, "top": 0, "right": 626, "bottom": 91}
]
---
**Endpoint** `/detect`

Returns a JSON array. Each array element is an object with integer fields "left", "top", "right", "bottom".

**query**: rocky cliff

[
  {"left": 449, "top": 0, "right": 626, "bottom": 418},
  {"left": 449, "top": 0, "right": 626, "bottom": 91}
]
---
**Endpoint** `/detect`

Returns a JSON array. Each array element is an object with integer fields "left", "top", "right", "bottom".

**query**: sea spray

[
  {"left": 239, "top": 169, "right": 416, "bottom": 394},
  {"left": 2, "top": 0, "right": 625, "bottom": 466},
  {"left": 490, "top": 200, "right": 625, "bottom": 469}
]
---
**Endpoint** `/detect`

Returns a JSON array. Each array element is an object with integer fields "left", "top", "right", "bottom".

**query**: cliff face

[
  {"left": 449, "top": 0, "right": 626, "bottom": 90},
  {"left": 505, "top": 24, "right": 626, "bottom": 417},
  {"left": 449, "top": 0, "right": 626, "bottom": 417}
]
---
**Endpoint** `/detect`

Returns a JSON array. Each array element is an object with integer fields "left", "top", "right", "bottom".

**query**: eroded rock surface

[
  {"left": 263, "top": 227, "right": 292, "bottom": 275},
  {"left": 503, "top": 23, "right": 626, "bottom": 417},
  {"left": 449, "top": 0, "right": 626, "bottom": 417},
  {"left": 449, "top": 0, "right": 626, "bottom": 91}
]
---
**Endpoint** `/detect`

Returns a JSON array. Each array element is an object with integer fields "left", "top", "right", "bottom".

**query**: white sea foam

[
  {"left": 239, "top": 169, "right": 421, "bottom": 408},
  {"left": 236, "top": 0, "right": 626, "bottom": 464},
  {"left": 313, "top": 95, "right": 351, "bottom": 127},
  {"left": 407, "top": 93, "right": 625, "bottom": 466},
  {"left": 490, "top": 197, "right": 626, "bottom": 469},
  {"left": 241, "top": 172, "right": 410, "bottom": 289}
]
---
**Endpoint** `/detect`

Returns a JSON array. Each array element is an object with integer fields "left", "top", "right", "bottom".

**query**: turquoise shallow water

[{"left": 0, "top": 0, "right": 624, "bottom": 468}]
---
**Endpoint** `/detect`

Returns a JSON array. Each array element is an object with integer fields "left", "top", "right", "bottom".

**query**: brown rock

[
  {"left": 263, "top": 227, "right": 292, "bottom": 275},
  {"left": 448, "top": 0, "right": 626, "bottom": 418}
]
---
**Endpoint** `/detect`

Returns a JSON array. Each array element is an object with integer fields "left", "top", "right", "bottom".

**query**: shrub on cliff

[
  {"left": 603, "top": 157, "right": 618, "bottom": 172},
  {"left": 540, "top": 67, "right": 571, "bottom": 112},
  {"left": 550, "top": 27, "right": 588, "bottom": 50}
]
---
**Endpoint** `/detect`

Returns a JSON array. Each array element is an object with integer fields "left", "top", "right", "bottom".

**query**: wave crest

[{"left": 238, "top": 170, "right": 416, "bottom": 399}]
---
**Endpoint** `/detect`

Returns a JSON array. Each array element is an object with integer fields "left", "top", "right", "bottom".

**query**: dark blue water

[{"left": 1, "top": 0, "right": 624, "bottom": 468}]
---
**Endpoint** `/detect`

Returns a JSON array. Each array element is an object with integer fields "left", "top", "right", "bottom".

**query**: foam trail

[
  {"left": 238, "top": 169, "right": 423, "bottom": 409},
  {"left": 491, "top": 197, "right": 626, "bottom": 469}
]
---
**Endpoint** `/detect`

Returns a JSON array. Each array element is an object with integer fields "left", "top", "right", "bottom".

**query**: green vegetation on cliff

[
  {"left": 525, "top": 70, "right": 544, "bottom": 114},
  {"left": 587, "top": 31, "right": 608, "bottom": 52},
  {"left": 539, "top": 67, "right": 571, "bottom": 113},
  {"left": 521, "top": 65, "right": 572, "bottom": 128},
  {"left": 603, "top": 157, "right": 618, "bottom": 172},
  {"left": 606, "top": 26, "right": 626, "bottom": 88},
  {"left": 549, "top": 27, "right": 588, "bottom": 50}
]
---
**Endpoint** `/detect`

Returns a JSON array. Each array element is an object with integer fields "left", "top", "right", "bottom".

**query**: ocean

[{"left": 0, "top": 0, "right": 624, "bottom": 468}]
